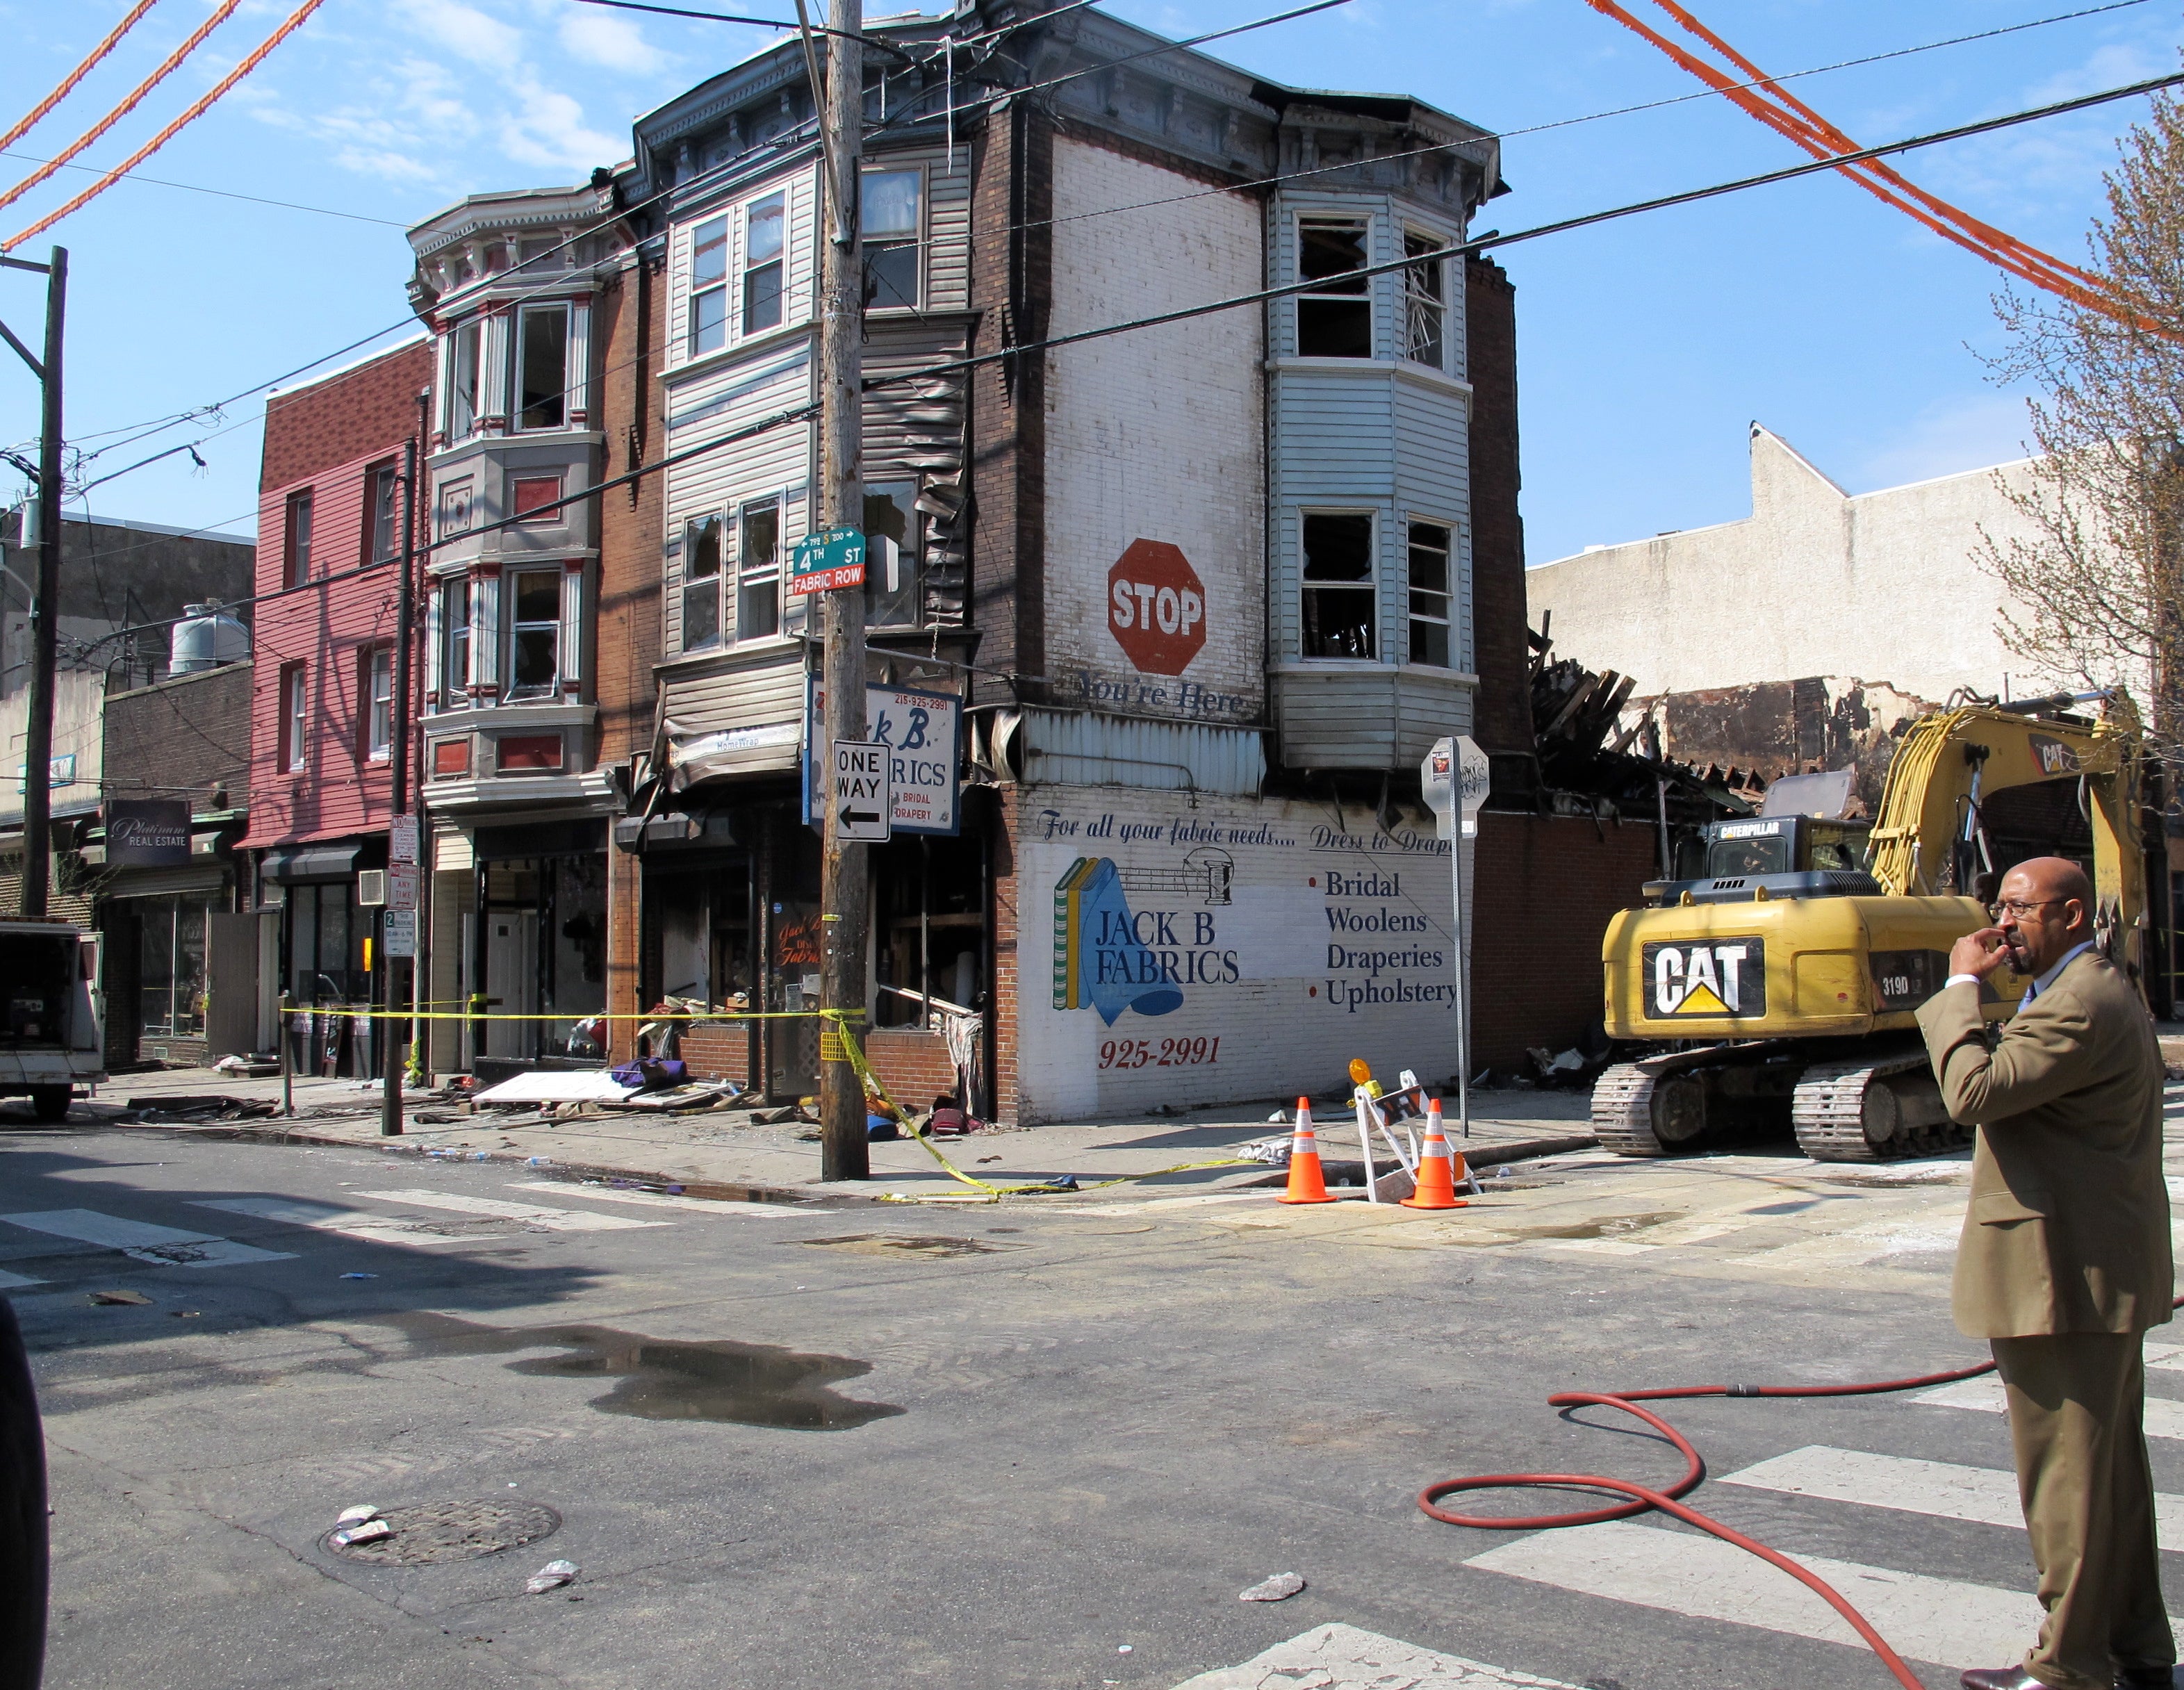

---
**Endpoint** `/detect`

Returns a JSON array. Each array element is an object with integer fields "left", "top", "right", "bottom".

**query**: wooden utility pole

[
  {"left": 4, "top": 247, "right": 65, "bottom": 919},
  {"left": 379, "top": 395, "right": 425, "bottom": 1138},
  {"left": 814, "top": 0, "right": 869, "bottom": 1179}
]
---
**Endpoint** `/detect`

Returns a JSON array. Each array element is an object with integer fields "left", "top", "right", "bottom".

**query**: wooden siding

[
  {"left": 1272, "top": 662, "right": 1477, "bottom": 771},
  {"left": 664, "top": 164, "right": 819, "bottom": 376}
]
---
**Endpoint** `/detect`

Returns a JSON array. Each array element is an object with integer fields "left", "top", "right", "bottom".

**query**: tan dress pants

[{"left": 1991, "top": 1331, "right": 2173, "bottom": 1690}]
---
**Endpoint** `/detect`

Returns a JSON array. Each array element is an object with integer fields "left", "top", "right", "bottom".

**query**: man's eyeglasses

[{"left": 1987, "top": 897, "right": 2071, "bottom": 922}]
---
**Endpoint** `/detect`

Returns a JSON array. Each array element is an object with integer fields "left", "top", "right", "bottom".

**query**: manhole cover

[{"left": 324, "top": 1499, "right": 561, "bottom": 1565}]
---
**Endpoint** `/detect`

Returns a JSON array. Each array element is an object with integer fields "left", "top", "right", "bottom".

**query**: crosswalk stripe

[
  {"left": 1917, "top": 1377, "right": 2184, "bottom": 1440},
  {"left": 1, "top": 1208, "right": 295, "bottom": 1267},
  {"left": 190, "top": 1197, "right": 468, "bottom": 1249},
  {"left": 507, "top": 1182, "right": 798, "bottom": 1216},
  {"left": 1719, "top": 1443, "right": 2184, "bottom": 1543},
  {"left": 359, "top": 1189, "right": 667, "bottom": 1231},
  {"left": 1169, "top": 1622, "right": 1582, "bottom": 1689},
  {"left": 1464, "top": 1518, "right": 2037, "bottom": 1666}
]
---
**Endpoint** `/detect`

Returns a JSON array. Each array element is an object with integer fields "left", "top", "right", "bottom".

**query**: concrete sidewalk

[{"left": 61, "top": 1064, "right": 1598, "bottom": 1204}]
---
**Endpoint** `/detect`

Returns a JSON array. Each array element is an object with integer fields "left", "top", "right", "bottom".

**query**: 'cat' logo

[{"left": 1643, "top": 940, "right": 1766, "bottom": 1017}]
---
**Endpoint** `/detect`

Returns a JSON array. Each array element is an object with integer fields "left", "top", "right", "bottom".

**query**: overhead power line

[
  {"left": 6, "top": 0, "right": 329, "bottom": 252},
  {"left": 0, "top": 147, "right": 410, "bottom": 229},
  {"left": 1582, "top": 0, "right": 2142, "bottom": 325},
  {"left": 0, "top": 0, "right": 244, "bottom": 220},
  {"left": 0, "top": 0, "right": 161, "bottom": 156}
]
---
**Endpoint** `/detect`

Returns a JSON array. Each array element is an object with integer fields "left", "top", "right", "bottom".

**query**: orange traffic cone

[
  {"left": 1278, "top": 1098, "right": 1339, "bottom": 1204},
  {"left": 1401, "top": 1099, "right": 1468, "bottom": 1209}
]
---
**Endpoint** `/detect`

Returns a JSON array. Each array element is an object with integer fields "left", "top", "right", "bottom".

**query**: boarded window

[
  {"left": 1301, "top": 512, "right": 1375, "bottom": 659},
  {"left": 1297, "top": 218, "right": 1370, "bottom": 358}
]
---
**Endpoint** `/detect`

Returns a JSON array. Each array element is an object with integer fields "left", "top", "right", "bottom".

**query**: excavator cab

[{"left": 1643, "top": 814, "right": 1878, "bottom": 908}]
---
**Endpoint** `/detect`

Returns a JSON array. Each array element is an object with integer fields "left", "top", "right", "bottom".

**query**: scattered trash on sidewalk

[
  {"left": 124, "top": 1094, "right": 279, "bottom": 1123},
  {"left": 88, "top": 1289, "right": 151, "bottom": 1306},
  {"left": 331, "top": 1518, "right": 393, "bottom": 1547},
  {"left": 1235, "top": 1135, "right": 1292, "bottom": 1166},
  {"left": 1116, "top": 1644, "right": 1133, "bottom": 1655},
  {"left": 526, "top": 1156, "right": 552, "bottom": 1166},
  {"left": 213, "top": 1054, "right": 279, "bottom": 1077},
  {"left": 526, "top": 1558, "right": 579, "bottom": 1594},
  {"left": 976, "top": 1155, "right": 1002, "bottom": 1165},
  {"left": 1239, "top": 1572, "right": 1306, "bottom": 1602},
  {"left": 1266, "top": 1108, "right": 1289, "bottom": 1124},
  {"left": 336, "top": 1504, "right": 380, "bottom": 1526},
  {"left": 339, "top": 1272, "right": 377, "bottom": 1280}
]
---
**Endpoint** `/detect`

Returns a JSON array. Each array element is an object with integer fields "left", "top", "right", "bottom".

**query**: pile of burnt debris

[{"left": 1526, "top": 619, "right": 1760, "bottom": 830}]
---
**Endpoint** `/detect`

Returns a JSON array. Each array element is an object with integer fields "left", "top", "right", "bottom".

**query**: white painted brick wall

[
  {"left": 1044, "top": 136, "right": 1266, "bottom": 726},
  {"left": 1016, "top": 785, "right": 1476, "bottom": 1124}
]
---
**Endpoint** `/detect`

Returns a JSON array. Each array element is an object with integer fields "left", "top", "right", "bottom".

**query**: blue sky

[{"left": 0, "top": 0, "right": 2175, "bottom": 570}]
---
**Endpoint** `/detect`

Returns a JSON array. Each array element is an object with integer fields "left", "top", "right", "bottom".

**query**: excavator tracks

[
  {"left": 1590, "top": 1055, "right": 1719, "bottom": 1158},
  {"left": 1791, "top": 1047, "right": 1973, "bottom": 1163}
]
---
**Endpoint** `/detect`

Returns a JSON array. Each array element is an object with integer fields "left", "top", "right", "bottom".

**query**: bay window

[
  {"left": 440, "top": 579, "right": 471, "bottom": 700},
  {"left": 1301, "top": 511, "right": 1375, "bottom": 659},
  {"left": 516, "top": 304, "right": 570, "bottom": 430},
  {"left": 690, "top": 215, "right": 728, "bottom": 354},
  {"left": 1406, "top": 521, "right": 1452, "bottom": 666},
  {"left": 862, "top": 170, "right": 921, "bottom": 310},
  {"left": 862, "top": 483, "right": 921, "bottom": 627},
  {"left": 743, "top": 193, "right": 785, "bottom": 334},
  {"left": 1297, "top": 217, "right": 1371, "bottom": 358},
  {"left": 737, "top": 497, "right": 780, "bottom": 641},
  {"left": 507, "top": 568, "right": 562, "bottom": 698},
  {"left": 1403, "top": 230, "right": 1445, "bottom": 369},
  {"left": 450, "top": 318, "right": 482, "bottom": 440},
  {"left": 682, "top": 516, "right": 723, "bottom": 650}
]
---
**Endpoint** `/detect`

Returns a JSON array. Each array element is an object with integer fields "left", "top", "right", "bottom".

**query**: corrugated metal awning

[{"left": 260, "top": 843, "right": 360, "bottom": 883}]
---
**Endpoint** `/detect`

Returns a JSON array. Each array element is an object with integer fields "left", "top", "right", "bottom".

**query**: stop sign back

[{"left": 1107, "top": 539, "right": 1206, "bottom": 676}]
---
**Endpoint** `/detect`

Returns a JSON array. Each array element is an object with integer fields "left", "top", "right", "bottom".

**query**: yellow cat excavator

[{"left": 1591, "top": 691, "right": 2161, "bottom": 1161}]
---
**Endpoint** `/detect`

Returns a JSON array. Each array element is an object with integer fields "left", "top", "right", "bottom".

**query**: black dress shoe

[
  {"left": 2115, "top": 1668, "right": 2177, "bottom": 1689},
  {"left": 1960, "top": 1671, "right": 2042, "bottom": 1690}
]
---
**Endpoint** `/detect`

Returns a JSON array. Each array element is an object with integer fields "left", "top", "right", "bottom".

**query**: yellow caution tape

[{"left": 820, "top": 1011, "right": 1255, "bottom": 1204}]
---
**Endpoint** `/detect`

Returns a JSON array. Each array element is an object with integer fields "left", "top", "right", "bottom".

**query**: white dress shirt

[{"left": 1946, "top": 938, "right": 2094, "bottom": 1001}]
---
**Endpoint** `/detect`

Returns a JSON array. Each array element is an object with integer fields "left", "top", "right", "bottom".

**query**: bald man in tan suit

[{"left": 1918, "top": 857, "right": 2174, "bottom": 1690}]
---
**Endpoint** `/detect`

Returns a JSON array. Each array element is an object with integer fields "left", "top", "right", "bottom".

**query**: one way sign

[{"left": 831, "top": 741, "right": 892, "bottom": 842}]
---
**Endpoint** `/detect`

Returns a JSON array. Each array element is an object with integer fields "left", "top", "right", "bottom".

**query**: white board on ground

[
  {"left": 1167, "top": 1623, "right": 1582, "bottom": 1690},
  {"left": 472, "top": 1072, "right": 639, "bottom": 1105}
]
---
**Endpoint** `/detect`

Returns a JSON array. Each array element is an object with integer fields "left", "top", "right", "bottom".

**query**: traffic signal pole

[{"left": 811, "top": 0, "right": 869, "bottom": 1180}]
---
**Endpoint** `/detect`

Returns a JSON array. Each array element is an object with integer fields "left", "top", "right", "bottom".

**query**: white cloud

[
  {"left": 395, "top": 0, "right": 524, "bottom": 65},
  {"left": 501, "top": 81, "right": 621, "bottom": 173},
  {"left": 1850, "top": 393, "right": 2035, "bottom": 493},
  {"left": 557, "top": 10, "right": 667, "bottom": 74}
]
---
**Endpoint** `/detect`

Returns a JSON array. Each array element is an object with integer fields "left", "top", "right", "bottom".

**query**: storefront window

[
  {"left": 126, "top": 896, "right": 209, "bottom": 1037},
  {"left": 286, "top": 883, "right": 362, "bottom": 1003},
  {"left": 478, "top": 852, "right": 609, "bottom": 1060}
]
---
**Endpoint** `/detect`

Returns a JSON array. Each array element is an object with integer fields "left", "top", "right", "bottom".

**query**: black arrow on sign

[{"left": 840, "top": 806, "right": 882, "bottom": 828}]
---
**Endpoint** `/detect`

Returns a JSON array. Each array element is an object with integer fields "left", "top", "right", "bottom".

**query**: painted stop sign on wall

[{"left": 1107, "top": 539, "right": 1206, "bottom": 676}]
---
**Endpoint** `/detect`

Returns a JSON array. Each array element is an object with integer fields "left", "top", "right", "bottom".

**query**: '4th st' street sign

[{"left": 789, "top": 526, "right": 866, "bottom": 595}]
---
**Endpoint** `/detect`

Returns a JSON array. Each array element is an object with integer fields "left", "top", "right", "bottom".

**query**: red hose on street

[{"left": 1419, "top": 1353, "right": 2042, "bottom": 1690}]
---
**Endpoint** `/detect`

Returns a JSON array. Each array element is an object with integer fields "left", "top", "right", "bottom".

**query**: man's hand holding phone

[{"left": 1950, "top": 926, "right": 2022, "bottom": 981}]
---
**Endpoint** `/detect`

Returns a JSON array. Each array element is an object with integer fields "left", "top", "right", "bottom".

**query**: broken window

[
  {"left": 440, "top": 578, "right": 471, "bottom": 701},
  {"left": 862, "top": 483, "right": 921, "bottom": 628},
  {"left": 1297, "top": 217, "right": 1371, "bottom": 358},
  {"left": 863, "top": 169, "right": 921, "bottom": 310},
  {"left": 1402, "top": 229, "right": 1445, "bottom": 368},
  {"left": 1301, "top": 511, "right": 1375, "bottom": 659},
  {"left": 449, "top": 318, "right": 482, "bottom": 440},
  {"left": 516, "top": 303, "right": 569, "bottom": 430},
  {"left": 682, "top": 516, "right": 723, "bottom": 650},
  {"left": 743, "top": 193, "right": 786, "bottom": 335},
  {"left": 1407, "top": 521, "right": 1451, "bottom": 666},
  {"left": 507, "top": 569, "right": 562, "bottom": 697},
  {"left": 737, "top": 498, "right": 781, "bottom": 641},
  {"left": 690, "top": 215, "right": 729, "bottom": 355}
]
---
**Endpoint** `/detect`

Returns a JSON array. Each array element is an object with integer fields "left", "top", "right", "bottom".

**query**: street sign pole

[{"left": 1423, "top": 736, "right": 1491, "bottom": 1140}]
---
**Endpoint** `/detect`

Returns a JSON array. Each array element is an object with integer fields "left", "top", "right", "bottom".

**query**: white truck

[{"left": 1, "top": 919, "right": 104, "bottom": 1122}]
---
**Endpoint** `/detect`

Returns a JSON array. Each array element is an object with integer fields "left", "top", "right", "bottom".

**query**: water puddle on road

[{"left": 370, "top": 1311, "right": 903, "bottom": 1429}]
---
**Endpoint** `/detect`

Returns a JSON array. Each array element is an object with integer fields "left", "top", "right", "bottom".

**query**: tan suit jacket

[{"left": 1916, "top": 951, "right": 2172, "bottom": 1339}]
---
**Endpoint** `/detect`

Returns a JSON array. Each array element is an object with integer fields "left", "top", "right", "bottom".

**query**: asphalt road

[{"left": 6, "top": 1116, "right": 2179, "bottom": 1690}]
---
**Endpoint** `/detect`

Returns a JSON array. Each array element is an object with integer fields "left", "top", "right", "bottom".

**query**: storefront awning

[{"left": 259, "top": 843, "right": 360, "bottom": 883}]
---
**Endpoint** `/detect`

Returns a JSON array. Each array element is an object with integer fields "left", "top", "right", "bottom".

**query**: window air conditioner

[{"left": 358, "top": 870, "right": 387, "bottom": 907}]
